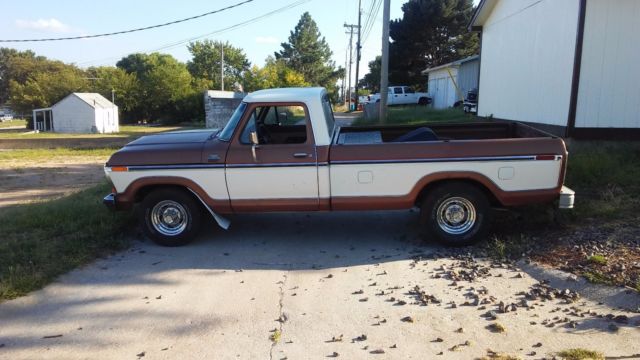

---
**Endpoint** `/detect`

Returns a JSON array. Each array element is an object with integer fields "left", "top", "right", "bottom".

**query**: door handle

[
  {"left": 207, "top": 154, "right": 220, "bottom": 162},
  {"left": 293, "top": 152, "right": 308, "bottom": 158}
]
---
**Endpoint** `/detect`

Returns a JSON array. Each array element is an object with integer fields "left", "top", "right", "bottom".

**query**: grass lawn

[
  {"left": 0, "top": 182, "right": 134, "bottom": 301},
  {"left": 0, "top": 119, "right": 27, "bottom": 129},
  {"left": 0, "top": 123, "right": 201, "bottom": 140},
  {"left": 352, "top": 106, "right": 473, "bottom": 126},
  {"left": 0, "top": 147, "right": 117, "bottom": 163}
]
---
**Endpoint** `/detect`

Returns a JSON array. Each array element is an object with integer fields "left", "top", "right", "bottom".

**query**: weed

[
  {"left": 587, "top": 254, "right": 607, "bottom": 265},
  {"left": 269, "top": 329, "right": 281, "bottom": 343},
  {"left": 486, "top": 322, "right": 506, "bottom": 333},
  {"left": 583, "top": 271, "right": 614, "bottom": 285},
  {"left": 557, "top": 348, "right": 604, "bottom": 360}
]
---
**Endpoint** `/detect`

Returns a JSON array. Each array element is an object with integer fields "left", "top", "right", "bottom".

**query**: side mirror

[{"left": 249, "top": 131, "right": 259, "bottom": 145}]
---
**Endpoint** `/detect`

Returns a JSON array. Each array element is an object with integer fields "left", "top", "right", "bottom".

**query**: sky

[{"left": 1, "top": 0, "right": 479, "bottom": 83}]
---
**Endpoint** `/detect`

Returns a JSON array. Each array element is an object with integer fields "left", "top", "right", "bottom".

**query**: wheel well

[
  {"left": 414, "top": 179, "right": 501, "bottom": 208},
  {"left": 135, "top": 184, "right": 196, "bottom": 204}
]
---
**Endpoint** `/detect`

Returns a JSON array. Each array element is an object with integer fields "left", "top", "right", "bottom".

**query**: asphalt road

[{"left": 1, "top": 211, "right": 639, "bottom": 359}]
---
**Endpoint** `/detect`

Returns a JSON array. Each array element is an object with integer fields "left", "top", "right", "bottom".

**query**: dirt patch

[{"left": 0, "top": 160, "right": 107, "bottom": 208}]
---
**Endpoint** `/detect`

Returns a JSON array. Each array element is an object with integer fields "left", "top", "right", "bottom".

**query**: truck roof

[{"left": 244, "top": 87, "right": 326, "bottom": 104}]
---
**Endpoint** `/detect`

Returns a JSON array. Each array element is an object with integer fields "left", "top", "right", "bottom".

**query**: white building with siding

[
  {"left": 422, "top": 55, "right": 479, "bottom": 109},
  {"left": 33, "top": 93, "right": 119, "bottom": 133},
  {"left": 471, "top": 0, "right": 640, "bottom": 139}
]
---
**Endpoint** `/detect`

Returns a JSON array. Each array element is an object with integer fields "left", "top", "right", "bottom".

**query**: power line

[
  {"left": 0, "top": 0, "right": 255, "bottom": 42},
  {"left": 362, "top": 0, "right": 383, "bottom": 45},
  {"left": 78, "top": 0, "right": 311, "bottom": 67}
]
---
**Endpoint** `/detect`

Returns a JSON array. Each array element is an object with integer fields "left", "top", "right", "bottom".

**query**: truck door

[
  {"left": 392, "top": 87, "right": 404, "bottom": 105},
  {"left": 225, "top": 103, "right": 319, "bottom": 211}
]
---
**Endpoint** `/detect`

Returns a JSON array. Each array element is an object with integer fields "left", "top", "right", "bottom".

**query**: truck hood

[
  {"left": 126, "top": 129, "right": 218, "bottom": 146},
  {"left": 106, "top": 129, "right": 220, "bottom": 167}
]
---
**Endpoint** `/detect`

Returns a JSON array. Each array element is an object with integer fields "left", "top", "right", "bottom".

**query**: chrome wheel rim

[
  {"left": 436, "top": 197, "right": 476, "bottom": 235},
  {"left": 151, "top": 200, "right": 188, "bottom": 236}
]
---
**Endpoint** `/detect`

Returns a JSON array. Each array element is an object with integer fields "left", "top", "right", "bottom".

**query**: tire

[
  {"left": 418, "top": 97, "right": 429, "bottom": 106},
  {"left": 420, "top": 182, "right": 492, "bottom": 246},
  {"left": 140, "top": 188, "right": 202, "bottom": 247}
]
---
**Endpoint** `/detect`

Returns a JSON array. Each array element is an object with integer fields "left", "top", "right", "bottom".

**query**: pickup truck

[
  {"left": 367, "top": 86, "right": 432, "bottom": 106},
  {"left": 103, "top": 87, "right": 574, "bottom": 247}
]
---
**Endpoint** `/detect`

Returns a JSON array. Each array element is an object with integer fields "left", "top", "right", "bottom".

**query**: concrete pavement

[{"left": 0, "top": 211, "right": 639, "bottom": 359}]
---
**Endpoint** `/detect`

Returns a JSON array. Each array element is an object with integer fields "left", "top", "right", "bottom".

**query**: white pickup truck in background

[{"left": 367, "top": 86, "right": 432, "bottom": 106}]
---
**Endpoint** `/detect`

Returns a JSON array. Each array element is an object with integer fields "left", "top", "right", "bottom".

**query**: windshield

[{"left": 217, "top": 102, "right": 247, "bottom": 142}]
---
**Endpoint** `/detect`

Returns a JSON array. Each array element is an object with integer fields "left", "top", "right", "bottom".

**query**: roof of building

[
  {"left": 243, "top": 87, "right": 326, "bottom": 104},
  {"left": 55, "top": 93, "right": 115, "bottom": 109},
  {"left": 469, "top": 0, "right": 499, "bottom": 30},
  {"left": 421, "top": 55, "right": 480, "bottom": 75}
]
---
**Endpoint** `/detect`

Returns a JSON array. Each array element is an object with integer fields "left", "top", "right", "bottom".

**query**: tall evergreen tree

[
  {"left": 388, "top": 0, "right": 478, "bottom": 88},
  {"left": 275, "top": 12, "right": 343, "bottom": 98}
]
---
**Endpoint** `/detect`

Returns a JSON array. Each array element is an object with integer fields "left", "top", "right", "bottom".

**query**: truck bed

[{"left": 334, "top": 121, "right": 554, "bottom": 144}]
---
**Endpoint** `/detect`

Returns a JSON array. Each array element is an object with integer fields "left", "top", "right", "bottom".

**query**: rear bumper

[
  {"left": 559, "top": 186, "right": 575, "bottom": 209},
  {"left": 103, "top": 193, "right": 116, "bottom": 211}
]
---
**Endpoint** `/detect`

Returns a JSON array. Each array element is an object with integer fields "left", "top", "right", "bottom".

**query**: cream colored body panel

[
  {"left": 226, "top": 166, "right": 318, "bottom": 200},
  {"left": 329, "top": 160, "right": 561, "bottom": 198},
  {"left": 108, "top": 168, "right": 229, "bottom": 201}
]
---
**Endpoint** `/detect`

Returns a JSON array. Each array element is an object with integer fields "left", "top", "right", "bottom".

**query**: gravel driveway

[{"left": 0, "top": 211, "right": 639, "bottom": 359}]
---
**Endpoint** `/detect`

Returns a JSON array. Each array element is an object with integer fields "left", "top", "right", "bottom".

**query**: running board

[{"left": 187, "top": 189, "right": 230, "bottom": 230}]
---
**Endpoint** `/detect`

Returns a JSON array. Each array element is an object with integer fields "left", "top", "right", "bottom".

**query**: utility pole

[
  {"left": 379, "top": 0, "right": 391, "bottom": 123},
  {"left": 344, "top": 23, "right": 357, "bottom": 111},
  {"left": 343, "top": 46, "right": 348, "bottom": 104},
  {"left": 354, "top": 0, "right": 362, "bottom": 111},
  {"left": 220, "top": 43, "right": 225, "bottom": 91}
]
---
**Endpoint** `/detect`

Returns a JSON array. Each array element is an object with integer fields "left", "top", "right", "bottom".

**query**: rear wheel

[
  {"left": 140, "top": 188, "right": 202, "bottom": 246},
  {"left": 420, "top": 182, "right": 491, "bottom": 246},
  {"left": 418, "top": 97, "right": 429, "bottom": 105}
]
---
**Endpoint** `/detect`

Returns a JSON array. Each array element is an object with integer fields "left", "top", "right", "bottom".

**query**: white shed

[
  {"left": 471, "top": 0, "right": 640, "bottom": 139},
  {"left": 33, "top": 93, "right": 119, "bottom": 133},
  {"left": 422, "top": 55, "right": 480, "bottom": 109}
]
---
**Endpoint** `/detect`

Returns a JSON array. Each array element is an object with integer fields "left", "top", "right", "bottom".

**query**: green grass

[
  {"left": 587, "top": 254, "right": 607, "bottom": 265},
  {"left": 0, "top": 182, "right": 134, "bottom": 301},
  {"left": 565, "top": 141, "right": 640, "bottom": 220},
  {"left": 557, "top": 348, "right": 604, "bottom": 360},
  {"left": 583, "top": 270, "right": 614, "bottom": 286},
  {"left": 0, "top": 119, "right": 27, "bottom": 128},
  {"left": 352, "top": 107, "right": 472, "bottom": 126},
  {"left": 0, "top": 124, "right": 201, "bottom": 140},
  {"left": 0, "top": 147, "right": 117, "bottom": 162}
]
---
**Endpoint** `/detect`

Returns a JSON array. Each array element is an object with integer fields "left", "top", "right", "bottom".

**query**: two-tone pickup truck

[{"left": 104, "top": 87, "right": 574, "bottom": 247}]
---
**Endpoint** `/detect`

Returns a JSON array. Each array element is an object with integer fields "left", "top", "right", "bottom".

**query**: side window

[
  {"left": 393, "top": 87, "right": 404, "bottom": 94},
  {"left": 240, "top": 105, "right": 308, "bottom": 145},
  {"left": 404, "top": 87, "right": 415, "bottom": 94}
]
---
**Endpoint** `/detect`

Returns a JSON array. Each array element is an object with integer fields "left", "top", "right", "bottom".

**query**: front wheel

[
  {"left": 420, "top": 182, "right": 492, "bottom": 246},
  {"left": 140, "top": 188, "right": 202, "bottom": 246}
]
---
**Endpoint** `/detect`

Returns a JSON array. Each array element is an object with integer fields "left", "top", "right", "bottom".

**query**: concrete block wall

[{"left": 204, "top": 90, "right": 246, "bottom": 129}]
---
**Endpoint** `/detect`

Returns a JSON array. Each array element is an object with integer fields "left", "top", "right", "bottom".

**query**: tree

[
  {"left": 388, "top": 0, "right": 478, "bottom": 88},
  {"left": 242, "top": 56, "right": 308, "bottom": 92},
  {"left": 358, "top": 56, "right": 382, "bottom": 93},
  {"left": 275, "top": 12, "right": 343, "bottom": 99},
  {"left": 117, "top": 53, "right": 196, "bottom": 123},
  {"left": 86, "top": 66, "right": 139, "bottom": 113},
  {"left": 8, "top": 60, "right": 88, "bottom": 115},
  {"left": 187, "top": 40, "right": 250, "bottom": 91}
]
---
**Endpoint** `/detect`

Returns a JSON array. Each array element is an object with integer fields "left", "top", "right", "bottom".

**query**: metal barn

[
  {"left": 471, "top": 0, "right": 640, "bottom": 139},
  {"left": 33, "top": 93, "right": 119, "bottom": 133}
]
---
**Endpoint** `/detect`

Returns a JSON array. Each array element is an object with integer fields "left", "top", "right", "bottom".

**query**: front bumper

[
  {"left": 103, "top": 193, "right": 116, "bottom": 211},
  {"left": 559, "top": 186, "right": 575, "bottom": 209}
]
